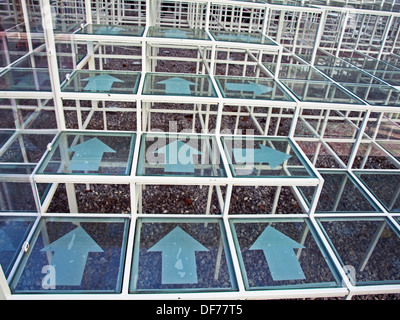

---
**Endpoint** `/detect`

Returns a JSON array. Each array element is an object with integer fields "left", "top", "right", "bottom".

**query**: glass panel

[
  {"left": 265, "top": 63, "right": 329, "bottom": 81},
  {"left": 377, "top": 141, "right": 400, "bottom": 161},
  {"left": 280, "top": 80, "right": 365, "bottom": 104},
  {"left": 215, "top": 76, "right": 293, "bottom": 101},
  {"left": 352, "top": 142, "right": 400, "bottom": 170},
  {"left": 136, "top": 133, "right": 226, "bottom": 177},
  {"left": 221, "top": 136, "right": 316, "bottom": 178},
  {"left": 318, "top": 218, "right": 400, "bottom": 285},
  {"left": 142, "top": 73, "right": 217, "bottom": 97},
  {"left": 0, "top": 68, "right": 52, "bottom": 91},
  {"left": 210, "top": 30, "right": 276, "bottom": 45},
  {"left": 231, "top": 219, "right": 340, "bottom": 290},
  {"left": 0, "top": 216, "right": 36, "bottom": 276},
  {"left": 340, "top": 83, "right": 400, "bottom": 107},
  {"left": 147, "top": 26, "right": 210, "bottom": 40},
  {"left": 355, "top": 172, "right": 400, "bottom": 213},
  {"left": 61, "top": 70, "right": 141, "bottom": 94},
  {"left": 76, "top": 24, "right": 145, "bottom": 37},
  {"left": 0, "top": 133, "right": 55, "bottom": 163},
  {"left": 302, "top": 171, "right": 380, "bottom": 213},
  {"left": 316, "top": 66, "right": 382, "bottom": 84},
  {"left": 36, "top": 132, "right": 136, "bottom": 175},
  {"left": 10, "top": 217, "right": 129, "bottom": 294},
  {"left": 130, "top": 218, "right": 237, "bottom": 293}
]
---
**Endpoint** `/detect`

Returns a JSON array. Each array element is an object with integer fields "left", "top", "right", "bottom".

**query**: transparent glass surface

[
  {"left": 0, "top": 133, "right": 55, "bottom": 163},
  {"left": 147, "top": 26, "right": 210, "bottom": 40},
  {"left": 280, "top": 80, "right": 365, "bottom": 104},
  {"left": 339, "top": 83, "right": 400, "bottom": 107},
  {"left": 377, "top": 141, "right": 400, "bottom": 161},
  {"left": 352, "top": 142, "right": 400, "bottom": 170},
  {"left": 10, "top": 217, "right": 129, "bottom": 294},
  {"left": 136, "top": 133, "right": 226, "bottom": 177},
  {"left": 130, "top": 218, "right": 237, "bottom": 293},
  {"left": 76, "top": 24, "right": 145, "bottom": 37},
  {"left": 142, "top": 73, "right": 217, "bottom": 97},
  {"left": 210, "top": 30, "right": 276, "bottom": 45},
  {"left": 301, "top": 171, "right": 380, "bottom": 213},
  {"left": 215, "top": 76, "right": 293, "bottom": 101},
  {"left": 221, "top": 136, "right": 316, "bottom": 178},
  {"left": 36, "top": 132, "right": 136, "bottom": 175},
  {"left": 0, "top": 68, "right": 52, "bottom": 91},
  {"left": 230, "top": 218, "right": 340, "bottom": 290},
  {"left": 316, "top": 66, "right": 382, "bottom": 84},
  {"left": 318, "top": 218, "right": 400, "bottom": 285},
  {"left": 0, "top": 216, "right": 36, "bottom": 276},
  {"left": 61, "top": 70, "right": 141, "bottom": 94},
  {"left": 0, "top": 130, "right": 14, "bottom": 148},
  {"left": 0, "top": 181, "right": 38, "bottom": 212},
  {"left": 265, "top": 63, "right": 329, "bottom": 81},
  {"left": 354, "top": 172, "right": 400, "bottom": 213}
]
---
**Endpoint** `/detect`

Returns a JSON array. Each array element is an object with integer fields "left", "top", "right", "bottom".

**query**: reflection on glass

[
  {"left": 10, "top": 218, "right": 129, "bottom": 294},
  {"left": 76, "top": 24, "right": 145, "bottom": 37},
  {"left": 36, "top": 132, "right": 136, "bottom": 175},
  {"left": 319, "top": 218, "right": 400, "bottom": 285},
  {"left": 221, "top": 136, "right": 315, "bottom": 178},
  {"left": 215, "top": 76, "right": 293, "bottom": 101},
  {"left": 231, "top": 219, "right": 340, "bottom": 289},
  {"left": 136, "top": 133, "right": 226, "bottom": 177},
  {"left": 340, "top": 83, "right": 400, "bottom": 107},
  {"left": 0, "top": 216, "right": 35, "bottom": 276},
  {"left": 130, "top": 219, "right": 236, "bottom": 293},
  {"left": 143, "top": 73, "right": 217, "bottom": 97},
  {"left": 62, "top": 70, "right": 141, "bottom": 94},
  {"left": 147, "top": 26, "right": 210, "bottom": 40}
]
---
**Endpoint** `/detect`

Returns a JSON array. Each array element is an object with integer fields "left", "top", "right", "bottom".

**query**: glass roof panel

[
  {"left": 147, "top": 26, "right": 210, "bottom": 40},
  {"left": 210, "top": 30, "right": 276, "bottom": 45},
  {"left": 61, "top": 70, "right": 141, "bottom": 94},
  {"left": 215, "top": 76, "right": 293, "bottom": 101},
  {"left": 0, "top": 68, "right": 52, "bottom": 91},
  {"left": 143, "top": 73, "right": 217, "bottom": 97},
  {"left": 136, "top": 133, "right": 227, "bottom": 177},
  {"left": 36, "top": 132, "right": 136, "bottom": 176},
  {"left": 75, "top": 24, "right": 145, "bottom": 37}
]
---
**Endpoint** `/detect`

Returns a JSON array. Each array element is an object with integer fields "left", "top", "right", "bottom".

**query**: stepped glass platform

[{"left": 0, "top": 0, "right": 400, "bottom": 301}]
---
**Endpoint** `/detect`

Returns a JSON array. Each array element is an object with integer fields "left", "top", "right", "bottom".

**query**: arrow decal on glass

[
  {"left": 82, "top": 74, "right": 124, "bottom": 91},
  {"left": 155, "top": 140, "right": 201, "bottom": 173},
  {"left": 250, "top": 226, "right": 305, "bottom": 281},
  {"left": 157, "top": 77, "right": 197, "bottom": 95},
  {"left": 41, "top": 226, "right": 104, "bottom": 286},
  {"left": 225, "top": 82, "right": 273, "bottom": 95},
  {"left": 148, "top": 227, "right": 209, "bottom": 284},
  {"left": 67, "top": 137, "right": 116, "bottom": 171},
  {"left": 233, "top": 144, "right": 292, "bottom": 170}
]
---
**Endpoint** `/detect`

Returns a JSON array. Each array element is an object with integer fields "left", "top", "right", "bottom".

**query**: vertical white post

[{"left": 0, "top": 265, "right": 10, "bottom": 300}]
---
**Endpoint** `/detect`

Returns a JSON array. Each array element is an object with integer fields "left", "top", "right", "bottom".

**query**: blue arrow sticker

[
  {"left": 41, "top": 226, "right": 104, "bottom": 286},
  {"left": 250, "top": 226, "right": 305, "bottom": 281},
  {"left": 157, "top": 77, "right": 197, "bottom": 95},
  {"left": 155, "top": 140, "right": 201, "bottom": 173},
  {"left": 67, "top": 137, "right": 116, "bottom": 171},
  {"left": 82, "top": 74, "right": 124, "bottom": 91},
  {"left": 225, "top": 82, "right": 273, "bottom": 95},
  {"left": 148, "top": 227, "right": 209, "bottom": 284},
  {"left": 233, "top": 144, "right": 292, "bottom": 170}
]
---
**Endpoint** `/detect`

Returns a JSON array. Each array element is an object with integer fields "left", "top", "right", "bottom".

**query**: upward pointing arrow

[
  {"left": 148, "top": 227, "right": 209, "bottom": 284},
  {"left": 233, "top": 144, "right": 292, "bottom": 170},
  {"left": 41, "top": 226, "right": 104, "bottom": 286},
  {"left": 250, "top": 226, "right": 305, "bottom": 281},
  {"left": 68, "top": 137, "right": 116, "bottom": 171},
  {"left": 225, "top": 82, "right": 273, "bottom": 95},
  {"left": 155, "top": 140, "right": 201, "bottom": 173},
  {"left": 82, "top": 74, "right": 124, "bottom": 91},
  {"left": 157, "top": 77, "right": 197, "bottom": 95}
]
